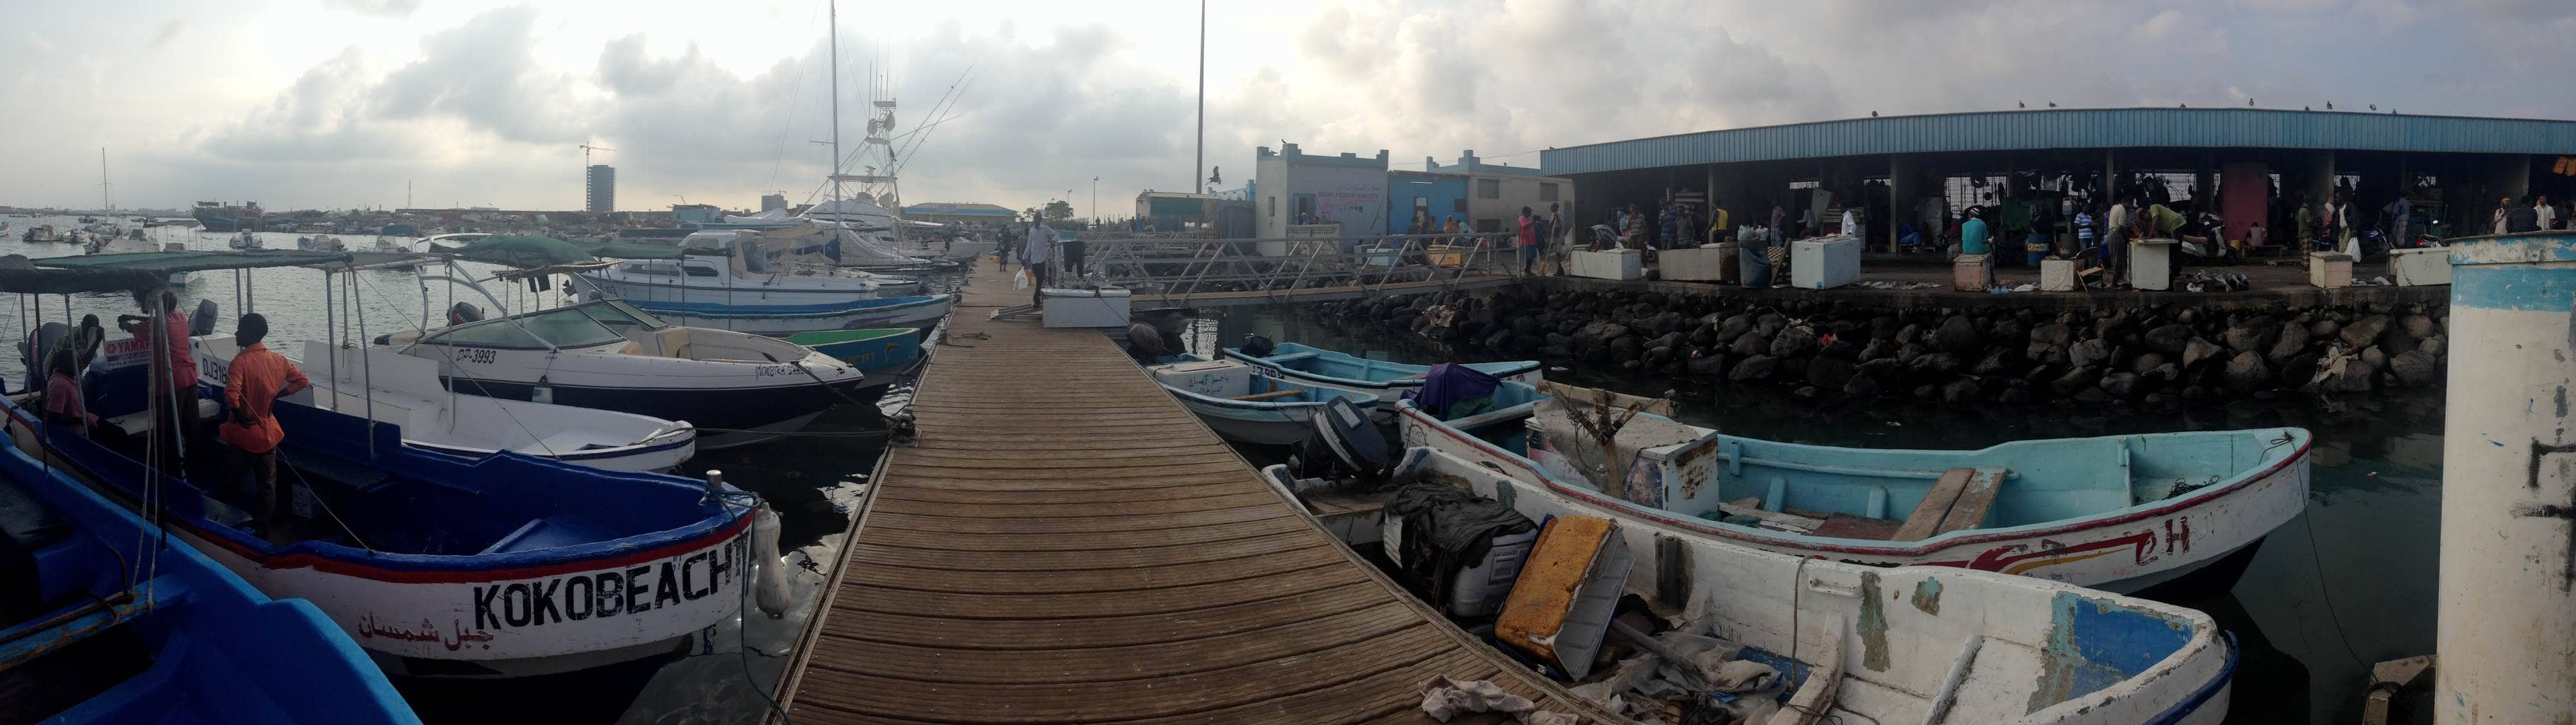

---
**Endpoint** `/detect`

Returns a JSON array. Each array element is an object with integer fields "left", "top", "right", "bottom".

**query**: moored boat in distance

[
  {"left": 22, "top": 224, "right": 64, "bottom": 242},
  {"left": 1149, "top": 357, "right": 1381, "bottom": 445},
  {"left": 192, "top": 200, "right": 263, "bottom": 232},
  {"left": 1263, "top": 446, "right": 2237, "bottom": 724},
  {"left": 1223, "top": 339, "right": 1541, "bottom": 393},
  {"left": 1397, "top": 380, "right": 2308, "bottom": 595}
]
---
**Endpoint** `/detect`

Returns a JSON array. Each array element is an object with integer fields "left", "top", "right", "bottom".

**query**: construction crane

[{"left": 581, "top": 144, "right": 615, "bottom": 167}]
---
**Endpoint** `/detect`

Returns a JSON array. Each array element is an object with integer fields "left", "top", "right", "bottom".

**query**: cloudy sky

[{"left": 4, "top": 0, "right": 2572, "bottom": 216}]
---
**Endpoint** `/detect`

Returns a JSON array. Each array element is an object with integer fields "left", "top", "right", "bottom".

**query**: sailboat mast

[
  {"left": 98, "top": 147, "right": 112, "bottom": 212},
  {"left": 828, "top": 0, "right": 842, "bottom": 218}
]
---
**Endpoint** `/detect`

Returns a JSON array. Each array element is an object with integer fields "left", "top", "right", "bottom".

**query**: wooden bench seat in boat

[{"left": 1893, "top": 467, "right": 2008, "bottom": 541}]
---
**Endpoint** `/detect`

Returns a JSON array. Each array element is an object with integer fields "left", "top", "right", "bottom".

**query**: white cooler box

[
  {"left": 2390, "top": 247, "right": 2451, "bottom": 286},
  {"left": 1658, "top": 245, "right": 1730, "bottom": 282},
  {"left": 1790, "top": 235, "right": 1861, "bottom": 290},
  {"left": 1569, "top": 249, "right": 1643, "bottom": 280},
  {"left": 1041, "top": 287, "right": 1131, "bottom": 328}
]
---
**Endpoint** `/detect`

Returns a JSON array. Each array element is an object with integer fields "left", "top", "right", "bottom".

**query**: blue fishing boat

[
  {"left": 1147, "top": 358, "right": 1380, "bottom": 445},
  {"left": 1222, "top": 341, "right": 1540, "bottom": 393},
  {"left": 0, "top": 430, "right": 418, "bottom": 724},
  {"left": 619, "top": 295, "right": 954, "bottom": 338},
  {"left": 0, "top": 255, "right": 788, "bottom": 678},
  {"left": 1395, "top": 380, "right": 2308, "bottom": 596}
]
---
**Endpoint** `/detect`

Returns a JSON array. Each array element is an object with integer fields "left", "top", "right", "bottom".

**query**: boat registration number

[
  {"left": 753, "top": 364, "right": 798, "bottom": 377},
  {"left": 453, "top": 348, "right": 500, "bottom": 365}
]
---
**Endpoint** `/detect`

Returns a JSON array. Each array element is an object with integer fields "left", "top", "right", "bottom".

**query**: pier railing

[{"left": 1079, "top": 232, "right": 1512, "bottom": 307}]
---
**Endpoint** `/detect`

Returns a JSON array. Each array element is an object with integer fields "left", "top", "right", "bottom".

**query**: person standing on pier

[
  {"left": 1623, "top": 205, "right": 1647, "bottom": 250},
  {"left": 2537, "top": 195, "right": 2558, "bottom": 232},
  {"left": 217, "top": 313, "right": 309, "bottom": 542},
  {"left": 1021, "top": 213, "right": 1058, "bottom": 308},
  {"left": 1515, "top": 206, "right": 1540, "bottom": 275}
]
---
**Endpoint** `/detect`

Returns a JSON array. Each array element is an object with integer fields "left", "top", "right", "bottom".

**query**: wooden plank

[
  {"left": 846, "top": 530, "right": 1327, "bottom": 572},
  {"left": 1809, "top": 513, "right": 1906, "bottom": 541},
  {"left": 831, "top": 564, "right": 1366, "bottom": 620},
  {"left": 1933, "top": 467, "right": 2008, "bottom": 535},
  {"left": 859, "top": 516, "right": 1319, "bottom": 553},
  {"left": 861, "top": 504, "right": 1292, "bottom": 535},
  {"left": 823, "top": 579, "right": 1389, "bottom": 649},
  {"left": 1894, "top": 467, "right": 1976, "bottom": 542},
  {"left": 874, "top": 481, "right": 1267, "bottom": 505},
  {"left": 844, "top": 543, "right": 1351, "bottom": 595},
  {"left": 862, "top": 491, "right": 1283, "bottom": 520},
  {"left": 884, "top": 460, "right": 1252, "bottom": 480},
  {"left": 803, "top": 609, "right": 1432, "bottom": 685}
]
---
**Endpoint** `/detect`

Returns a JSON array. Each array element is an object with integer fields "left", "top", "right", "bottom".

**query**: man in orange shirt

[{"left": 216, "top": 314, "right": 309, "bottom": 538}]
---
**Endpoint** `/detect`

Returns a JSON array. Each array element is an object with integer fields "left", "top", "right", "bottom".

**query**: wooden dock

[{"left": 775, "top": 270, "right": 1608, "bottom": 724}]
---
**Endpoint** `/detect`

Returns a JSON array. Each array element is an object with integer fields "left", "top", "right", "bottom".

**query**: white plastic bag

[{"left": 1012, "top": 267, "right": 1030, "bottom": 290}]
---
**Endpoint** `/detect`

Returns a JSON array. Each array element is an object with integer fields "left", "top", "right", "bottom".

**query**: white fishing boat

[
  {"left": 1148, "top": 357, "right": 1380, "bottom": 445},
  {"left": 1262, "top": 446, "right": 2236, "bottom": 724},
  {"left": 193, "top": 336, "right": 697, "bottom": 472},
  {"left": 388, "top": 298, "right": 880, "bottom": 449},
  {"left": 1397, "top": 380, "right": 2308, "bottom": 596},
  {"left": 578, "top": 227, "right": 922, "bottom": 302}
]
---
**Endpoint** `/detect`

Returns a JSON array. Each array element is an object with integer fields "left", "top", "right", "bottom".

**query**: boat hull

[
  {"left": 1397, "top": 402, "right": 2308, "bottom": 593},
  {"left": 629, "top": 295, "right": 954, "bottom": 337},
  {"left": 1177, "top": 401, "right": 1322, "bottom": 445},
  {"left": 1224, "top": 342, "right": 1542, "bottom": 392},
  {"left": 437, "top": 378, "right": 861, "bottom": 450},
  {"left": 1296, "top": 447, "right": 2236, "bottom": 724}
]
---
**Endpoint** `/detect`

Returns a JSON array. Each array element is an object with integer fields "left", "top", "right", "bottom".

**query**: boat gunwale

[
  {"left": 1396, "top": 399, "right": 2311, "bottom": 558},
  {"left": 1220, "top": 344, "right": 1540, "bottom": 389}
]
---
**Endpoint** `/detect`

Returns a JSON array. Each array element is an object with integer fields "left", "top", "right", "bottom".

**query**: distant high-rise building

[
  {"left": 585, "top": 165, "right": 616, "bottom": 212},
  {"left": 761, "top": 193, "right": 786, "bottom": 212}
]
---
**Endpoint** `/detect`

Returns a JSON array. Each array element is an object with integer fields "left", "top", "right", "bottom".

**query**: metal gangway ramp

[
  {"left": 1082, "top": 232, "right": 1525, "bottom": 307},
  {"left": 774, "top": 270, "right": 1608, "bottom": 724}
]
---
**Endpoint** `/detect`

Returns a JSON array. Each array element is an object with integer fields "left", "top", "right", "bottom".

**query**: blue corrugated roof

[{"left": 1540, "top": 108, "right": 2576, "bottom": 176}]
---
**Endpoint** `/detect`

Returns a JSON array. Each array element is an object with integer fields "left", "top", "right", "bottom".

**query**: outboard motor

[
  {"left": 1239, "top": 333, "right": 1276, "bottom": 359},
  {"left": 1288, "top": 396, "right": 1393, "bottom": 485},
  {"left": 188, "top": 299, "right": 219, "bottom": 337},
  {"left": 447, "top": 302, "right": 483, "bottom": 326}
]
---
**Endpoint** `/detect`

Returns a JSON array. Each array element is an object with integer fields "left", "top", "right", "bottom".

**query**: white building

[
  {"left": 1426, "top": 150, "right": 1574, "bottom": 234},
  {"left": 1254, "top": 143, "right": 1389, "bottom": 241}
]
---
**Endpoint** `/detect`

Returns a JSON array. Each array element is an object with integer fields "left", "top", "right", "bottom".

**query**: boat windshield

[
  {"left": 580, "top": 299, "right": 669, "bottom": 332},
  {"left": 426, "top": 306, "right": 623, "bottom": 349}
]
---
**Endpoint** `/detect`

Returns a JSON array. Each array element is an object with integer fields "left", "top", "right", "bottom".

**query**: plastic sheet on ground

[{"left": 1417, "top": 675, "right": 1578, "bottom": 724}]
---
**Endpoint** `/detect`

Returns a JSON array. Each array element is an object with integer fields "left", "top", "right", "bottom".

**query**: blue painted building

[{"left": 1387, "top": 171, "right": 1469, "bottom": 234}]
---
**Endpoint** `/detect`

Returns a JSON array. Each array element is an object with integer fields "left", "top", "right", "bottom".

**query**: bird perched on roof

[
  {"left": 2369, "top": 104, "right": 2377, "bottom": 111},
  {"left": 2248, "top": 98, "right": 2255, "bottom": 106},
  {"left": 2303, "top": 105, "right": 2311, "bottom": 111},
  {"left": 2179, "top": 103, "right": 2187, "bottom": 108},
  {"left": 2325, "top": 101, "right": 2334, "bottom": 110},
  {"left": 1870, "top": 110, "right": 1879, "bottom": 117},
  {"left": 2017, "top": 101, "right": 2026, "bottom": 108},
  {"left": 2047, "top": 102, "right": 2057, "bottom": 108}
]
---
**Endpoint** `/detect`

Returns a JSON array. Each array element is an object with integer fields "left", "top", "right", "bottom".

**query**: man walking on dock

[{"left": 1021, "top": 213, "right": 1057, "bottom": 309}]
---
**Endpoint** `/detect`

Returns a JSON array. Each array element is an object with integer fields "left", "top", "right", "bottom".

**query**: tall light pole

[
  {"left": 1092, "top": 176, "right": 1100, "bottom": 229},
  {"left": 1194, "top": 0, "right": 1205, "bottom": 195}
]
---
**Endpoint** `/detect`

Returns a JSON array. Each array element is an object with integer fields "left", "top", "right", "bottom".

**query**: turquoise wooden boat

[
  {"left": 1149, "top": 358, "right": 1380, "bottom": 445},
  {"left": 1221, "top": 342, "right": 1540, "bottom": 393},
  {"left": 1395, "top": 381, "right": 2309, "bottom": 595},
  {"left": 786, "top": 327, "right": 922, "bottom": 371}
]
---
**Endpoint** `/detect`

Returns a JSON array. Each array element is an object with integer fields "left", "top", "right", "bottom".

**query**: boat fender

[
  {"left": 532, "top": 375, "right": 553, "bottom": 404},
  {"left": 752, "top": 503, "right": 791, "bottom": 620}
]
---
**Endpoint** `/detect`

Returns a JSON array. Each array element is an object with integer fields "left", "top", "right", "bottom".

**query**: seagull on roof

[
  {"left": 2047, "top": 102, "right": 2057, "bottom": 108},
  {"left": 2179, "top": 103, "right": 2187, "bottom": 108},
  {"left": 2325, "top": 101, "right": 2334, "bottom": 110},
  {"left": 1870, "top": 110, "right": 1879, "bottom": 117},
  {"left": 2017, "top": 101, "right": 2026, "bottom": 108},
  {"left": 2303, "top": 105, "right": 2311, "bottom": 111},
  {"left": 2369, "top": 104, "right": 2377, "bottom": 111},
  {"left": 2248, "top": 98, "right": 2255, "bottom": 106}
]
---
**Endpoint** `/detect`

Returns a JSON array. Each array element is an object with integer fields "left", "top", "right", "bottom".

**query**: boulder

[
  {"left": 1843, "top": 375, "right": 1882, "bottom": 396},
  {"left": 2129, "top": 352, "right": 2170, "bottom": 375},
  {"left": 2310, "top": 318, "right": 2340, "bottom": 340},
  {"left": 1729, "top": 355, "right": 1779, "bottom": 382},
  {"left": 1769, "top": 327, "right": 1819, "bottom": 358},
  {"left": 2359, "top": 345, "right": 2387, "bottom": 371},
  {"left": 2400, "top": 314, "right": 2436, "bottom": 340},
  {"left": 2071, "top": 387, "right": 2113, "bottom": 404},
  {"left": 2029, "top": 323, "right": 2074, "bottom": 347},
  {"left": 2144, "top": 324, "right": 2196, "bottom": 355},
  {"left": 1941, "top": 379, "right": 1983, "bottom": 404},
  {"left": 1807, "top": 357, "right": 1858, "bottom": 389},
  {"left": 1908, "top": 352, "right": 1964, "bottom": 374},
  {"left": 2069, "top": 338, "right": 2113, "bottom": 368},
  {"left": 2182, "top": 337, "right": 2224, "bottom": 370},
  {"left": 1639, "top": 312, "right": 1687, "bottom": 334},
  {"left": 1971, "top": 348, "right": 2015, "bottom": 376},
  {"left": 2267, "top": 321, "right": 2311, "bottom": 362},
  {"left": 1997, "top": 387, "right": 2030, "bottom": 404},
  {"left": 1817, "top": 338, "right": 1859, "bottom": 360},
  {"left": 1644, "top": 332, "right": 1681, "bottom": 351},
  {"left": 1933, "top": 315, "right": 1982, "bottom": 354},
  {"left": 1858, "top": 339, "right": 1894, "bottom": 362},
  {"left": 2099, "top": 372, "right": 2143, "bottom": 400},
  {"left": 2340, "top": 314, "right": 2391, "bottom": 349},
  {"left": 1756, "top": 314, "right": 1787, "bottom": 338},
  {"left": 2027, "top": 342, "right": 2068, "bottom": 367},
  {"left": 2419, "top": 334, "right": 2446, "bottom": 356},
  {"left": 1483, "top": 329, "right": 1513, "bottom": 349},
  {"left": 1608, "top": 335, "right": 1642, "bottom": 360},
  {"left": 2323, "top": 359, "right": 2378, "bottom": 393},
  {"left": 1792, "top": 386, "right": 1819, "bottom": 399},
  {"left": 1686, "top": 351, "right": 1729, "bottom": 376},
  {"left": 2145, "top": 363, "right": 2181, "bottom": 382},
  {"left": 2223, "top": 316, "right": 2279, "bottom": 353},
  {"left": 2051, "top": 366, "right": 2102, "bottom": 395},
  {"left": 1729, "top": 331, "right": 1768, "bottom": 358},
  {"left": 1857, "top": 358, "right": 1901, "bottom": 379},
  {"left": 2277, "top": 353, "right": 2319, "bottom": 388},
  {"left": 1895, "top": 323, "right": 1924, "bottom": 346},
  {"left": 2390, "top": 350, "right": 2439, "bottom": 387},
  {"left": 2378, "top": 327, "right": 2418, "bottom": 360}
]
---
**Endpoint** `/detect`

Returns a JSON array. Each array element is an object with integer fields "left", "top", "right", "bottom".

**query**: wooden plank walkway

[
  {"left": 1130, "top": 275, "right": 1520, "bottom": 307},
  {"left": 776, "top": 271, "right": 1610, "bottom": 724}
]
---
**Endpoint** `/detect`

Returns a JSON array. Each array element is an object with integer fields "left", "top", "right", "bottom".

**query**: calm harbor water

[
  {"left": 1192, "top": 303, "right": 2444, "bottom": 725},
  {"left": 0, "top": 215, "right": 898, "bottom": 725},
  {"left": 0, "top": 212, "right": 2437, "bottom": 723}
]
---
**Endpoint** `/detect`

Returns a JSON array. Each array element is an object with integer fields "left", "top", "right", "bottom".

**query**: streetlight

[{"left": 1092, "top": 176, "right": 1100, "bottom": 230}]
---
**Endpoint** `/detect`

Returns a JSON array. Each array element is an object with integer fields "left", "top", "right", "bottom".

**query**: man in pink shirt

[{"left": 115, "top": 288, "right": 199, "bottom": 474}]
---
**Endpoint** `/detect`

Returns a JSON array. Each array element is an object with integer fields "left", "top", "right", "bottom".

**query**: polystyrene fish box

[
  {"left": 1041, "top": 286, "right": 1131, "bottom": 328},
  {"left": 1952, "top": 254, "right": 1993, "bottom": 291},
  {"left": 2390, "top": 247, "right": 2451, "bottom": 286},
  {"left": 2039, "top": 257, "right": 2079, "bottom": 292},
  {"left": 1494, "top": 515, "right": 1632, "bottom": 680},
  {"left": 1657, "top": 245, "right": 1729, "bottom": 282},
  {"left": 1569, "top": 249, "right": 1642, "bottom": 280},
  {"left": 1790, "top": 235, "right": 1860, "bottom": 290},
  {"left": 2129, "top": 239, "right": 2177, "bottom": 291},
  {"left": 2309, "top": 252, "right": 2353, "bottom": 289}
]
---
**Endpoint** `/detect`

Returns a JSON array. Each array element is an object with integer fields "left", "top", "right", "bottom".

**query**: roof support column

[
  {"left": 2105, "top": 149, "right": 2119, "bottom": 203},
  {"left": 1887, "top": 154, "right": 1915, "bottom": 253}
]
